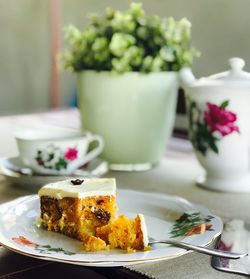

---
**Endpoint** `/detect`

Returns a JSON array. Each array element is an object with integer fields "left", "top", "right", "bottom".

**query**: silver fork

[{"left": 149, "top": 238, "right": 248, "bottom": 259}]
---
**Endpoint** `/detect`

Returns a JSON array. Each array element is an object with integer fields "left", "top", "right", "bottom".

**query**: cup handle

[{"left": 81, "top": 134, "right": 104, "bottom": 165}]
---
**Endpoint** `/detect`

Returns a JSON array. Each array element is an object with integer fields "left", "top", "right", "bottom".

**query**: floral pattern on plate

[
  {"left": 12, "top": 236, "right": 75, "bottom": 255},
  {"left": 170, "top": 212, "right": 214, "bottom": 238}
]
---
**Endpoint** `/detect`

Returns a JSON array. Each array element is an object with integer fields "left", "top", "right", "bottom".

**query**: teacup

[{"left": 15, "top": 129, "right": 104, "bottom": 175}]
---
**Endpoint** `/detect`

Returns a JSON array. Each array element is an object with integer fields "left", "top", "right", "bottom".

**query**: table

[{"left": 0, "top": 109, "right": 248, "bottom": 278}]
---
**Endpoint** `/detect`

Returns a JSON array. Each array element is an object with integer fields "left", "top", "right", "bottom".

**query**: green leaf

[
  {"left": 64, "top": 251, "right": 76, "bottom": 255},
  {"left": 55, "top": 158, "right": 68, "bottom": 170},
  {"left": 220, "top": 100, "right": 229, "bottom": 109},
  {"left": 48, "top": 153, "right": 54, "bottom": 161},
  {"left": 40, "top": 245, "right": 51, "bottom": 249},
  {"left": 36, "top": 244, "right": 75, "bottom": 255},
  {"left": 208, "top": 137, "right": 219, "bottom": 154}
]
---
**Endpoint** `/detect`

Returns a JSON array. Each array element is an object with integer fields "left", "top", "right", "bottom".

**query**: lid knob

[{"left": 229, "top": 57, "right": 245, "bottom": 73}]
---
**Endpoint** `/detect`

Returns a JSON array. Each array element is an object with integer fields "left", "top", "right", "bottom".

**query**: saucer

[{"left": 0, "top": 157, "right": 108, "bottom": 191}]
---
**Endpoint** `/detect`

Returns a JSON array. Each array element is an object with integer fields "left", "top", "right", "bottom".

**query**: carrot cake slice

[
  {"left": 38, "top": 178, "right": 149, "bottom": 252},
  {"left": 38, "top": 178, "right": 117, "bottom": 246}
]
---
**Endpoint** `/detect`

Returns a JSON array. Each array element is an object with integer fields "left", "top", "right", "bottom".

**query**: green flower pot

[{"left": 77, "top": 71, "right": 179, "bottom": 170}]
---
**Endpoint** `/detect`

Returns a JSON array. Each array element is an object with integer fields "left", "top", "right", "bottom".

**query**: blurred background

[{"left": 1, "top": 0, "right": 250, "bottom": 115}]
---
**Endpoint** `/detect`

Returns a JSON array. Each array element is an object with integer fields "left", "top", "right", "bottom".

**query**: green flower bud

[
  {"left": 92, "top": 37, "right": 108, "bottom": 52},
  {"left": 83, "top": 27, "right": 97, "bottom": 43},
  {"left": 105, "top": 7, "right": 114, "bottom": 19},
  {"left": 109, "top": 33, "right": 136, "bottom": 57},
  {"left": 111, "top": 57, "right": 132, "bottom": 73},
  {"left": 64, "top": 25, "right": 82, "bottom": 46},
  {"left": 124, "top": 46, "right": 144, "bottom": 66},
  {"left": 137, "top": 26, "right": 148, "bottom": 39},
  {"left": 151, "top": 56, "right": 164, "bottom": 72},
  {"left": 179, "top": 18, "right": 191, "bottom": 40},
  {"left": 111, "top": 11, "right": 136, "bottom": 32},
  {"left": 128, "top": 2, "right": 145, "bottom": 18},
  {"left": 160, "top": 47, "right": 175, "bottom": 62},
  {"left": 141, "top": 56, "right": 153, "bottom": 72},
  {"left": 92, "top": 37, "right": 110, "bottom": 63}
]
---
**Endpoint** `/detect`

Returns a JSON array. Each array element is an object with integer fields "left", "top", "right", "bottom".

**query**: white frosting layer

[
  {"left": 138, "top": 213, "right": 149, "bottom": 246},
  {"left": 38, "top": 178, "right": 116, "bottom": 199}
]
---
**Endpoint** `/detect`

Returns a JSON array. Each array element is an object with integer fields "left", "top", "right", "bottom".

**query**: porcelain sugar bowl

[{"left": 180, "top": 57, "right": 250, "bottom": 192}]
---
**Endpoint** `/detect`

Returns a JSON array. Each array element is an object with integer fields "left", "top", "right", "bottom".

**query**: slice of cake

[
  {"left": 38, "top": 178, "right": 117, "bottom": 245},
  {"left": 38, "top": 178, "right": 149, "bottom": 252},
  {"left": 96, "top": 214, "right": 150, "bottom": 252}
]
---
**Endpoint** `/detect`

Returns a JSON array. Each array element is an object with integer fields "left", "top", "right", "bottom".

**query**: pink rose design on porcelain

[
  {"left": 35, "top": 145, "right": 79, "bottom": 171},
  {"left": 64, "top": 147, "right": 78, "bottom": 161},
  {"left": 204, "top": 102, "right": 240, "bottom": 136},
  {"left": 188, "top": 100, "right": 240, "bottom": 155}
]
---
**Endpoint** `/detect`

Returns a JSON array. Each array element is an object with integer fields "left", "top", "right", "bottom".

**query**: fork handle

[{"left": 151, "top": 240, "right": 248, "bottom": 259}]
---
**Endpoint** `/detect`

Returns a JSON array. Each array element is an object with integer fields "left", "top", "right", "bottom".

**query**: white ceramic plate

[
  {"left": 0, "top": 190, "right": 222, "bottom": 267},
  {"left": 0, "top": 157, "right": 108, "bottom": 190}
]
